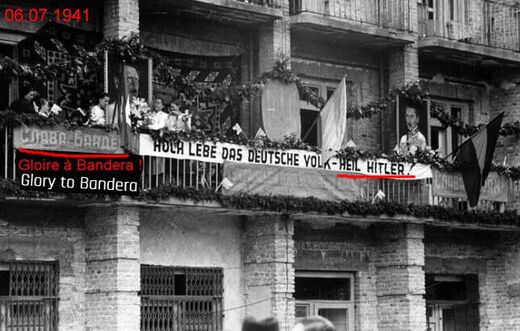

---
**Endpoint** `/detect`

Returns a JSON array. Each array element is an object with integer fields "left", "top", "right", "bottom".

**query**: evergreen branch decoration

[{"left": 0, "top": 178, "right": 518, "bottom": 227}]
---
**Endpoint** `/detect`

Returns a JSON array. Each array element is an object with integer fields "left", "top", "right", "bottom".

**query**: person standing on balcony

[
  {"left": 89, "top": 92, "right": 110, "bottom": 126},
  {"left": 397, "top": 105, "right": 427, "bottom": 155},
  {"left": 9, "top": 87, "right": 38, "bottom": 114},
  {"left": 147, "top": 97, "right": 169, "bottom": 130}
]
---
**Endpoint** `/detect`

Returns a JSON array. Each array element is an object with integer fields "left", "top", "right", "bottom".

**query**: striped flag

[
  {"left": 455, "top": 113, "right": 504, "bottom": 207},
  {"left": 321, "top": 76, "right": 347, "bottom": 162}
]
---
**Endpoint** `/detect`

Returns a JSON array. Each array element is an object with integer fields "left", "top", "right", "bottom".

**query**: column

[
  {"left": 84, "top": 206, "right": 140, "bottom": 331},
  {"left": 104, "top": 0, "right": 139, "bottom": 39},
  {"left": 243, "top": 216, "right": 295, "bottom": 331},
  {"left": 375, "top": 223, "right": 425, "bottom": 331}
]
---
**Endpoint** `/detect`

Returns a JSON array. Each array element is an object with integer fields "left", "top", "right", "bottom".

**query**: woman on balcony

[{"left": 9, "top": 87, "right": 38, "bottom": 114}]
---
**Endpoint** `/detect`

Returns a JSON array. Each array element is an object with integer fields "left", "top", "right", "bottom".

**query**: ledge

[
  {"left": 418, "top": 37, "right": 520, "bottom": 65},
  {"left": 290, "top": 12, "right": 415, "bottom": 47}
]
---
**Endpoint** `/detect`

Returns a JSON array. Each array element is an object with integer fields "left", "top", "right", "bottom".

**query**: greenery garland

[
  {"left": 0, "top": 178, "right": 518, "bottom": 227},
  {"left": 432, "top": 103, "right": 520, "bottom": 137}
]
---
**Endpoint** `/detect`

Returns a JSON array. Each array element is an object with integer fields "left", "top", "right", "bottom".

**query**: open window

[{"left": 295, "top": 271, "right": 355, "bottom": 331}]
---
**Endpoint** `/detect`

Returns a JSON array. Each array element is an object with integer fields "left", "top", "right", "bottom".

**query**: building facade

[{"left": 1, "top": 0, "right": 520, "bottom": 330}]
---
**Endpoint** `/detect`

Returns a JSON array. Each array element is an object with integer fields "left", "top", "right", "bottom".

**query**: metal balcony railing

[
  {"left": 1, "top": 124, "right": 516, "bottom": 212},
  {"left": 289, "top": 0, "right": 413, "bottom": 32},
  {"left": 418, "top": 0, "right": 520, "bottom": 52}
]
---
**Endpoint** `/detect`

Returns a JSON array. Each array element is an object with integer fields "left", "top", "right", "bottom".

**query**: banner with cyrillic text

[{"left": 139, "top": 134, "right": 432, "bottom": 180}]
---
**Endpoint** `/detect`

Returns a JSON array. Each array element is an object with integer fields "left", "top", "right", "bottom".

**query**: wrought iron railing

[
  {"left": 289, "top": 0, "right": 413, "bottom": 32},
  {"left": 418, "top": 0, "right": 520, "bottom": 52},
  {"left": 1, "top": 124, "right": 514, "bottom": 212}
]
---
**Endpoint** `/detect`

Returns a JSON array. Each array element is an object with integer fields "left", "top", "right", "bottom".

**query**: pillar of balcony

[
  {"left": 243, "top": 215, "right": 295, "bottom": 331},
  {"left": 104, "top": 0, "right": 139, "bottom": 39},
  {"left": 84, "top": 206, "right": 141, "bottom": 331},
  {"left": 375, "top": 223, "right": 426, "bottom": 331}
]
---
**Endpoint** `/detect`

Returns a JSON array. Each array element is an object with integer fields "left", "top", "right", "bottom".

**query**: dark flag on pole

[{"left": 454, "top": 112, "right": 504, "bottom": 207}]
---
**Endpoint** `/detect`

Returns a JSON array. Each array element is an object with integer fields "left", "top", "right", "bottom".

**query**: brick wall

[
  {"left": 374, "top": 223, "right": 425, "bottom": 331},
  {"left": 104, "top": 0, "right": 139, "bottom": 38},
  {"left": 0, "top": 204, "right": 87, "bottom": 331},
  {"left": 291, "top": 31, "right": 383, "bottom": 151},
  {"left": 424, "top": 227, "right": 520, "bottom": 331},
  {"left": 294, "top": 221, "right": 378, "bottom": 331},
  {"left": 139, "top": 209, "right": 244, "bottom": 331}
]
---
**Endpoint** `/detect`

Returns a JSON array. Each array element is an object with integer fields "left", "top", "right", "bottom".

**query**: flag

[
  {"left": 255, "top": 128, "right": 267, "bottom": 139},
  {"left": 371, "top": 190, "right": 386, "bottom": 204},
  {"left": 321, "top": 76, "right": 347, "bottom": 162},
  {"left": 120, "top": 64, "right": 135, "bottom": 151},
  {"left": 455, "top": 113, "right": 504, "bottom": 207},
  {"left": 216, "top": 178, "right": 234, "bottom": 192}
]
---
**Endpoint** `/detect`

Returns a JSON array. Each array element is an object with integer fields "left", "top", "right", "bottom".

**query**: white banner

[{"left": 138, "top": 134, "right": 432, "bottom": 180}]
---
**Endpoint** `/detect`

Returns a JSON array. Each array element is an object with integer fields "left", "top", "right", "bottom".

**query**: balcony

[
  {"left": 2, "top": 122, "right": 518, "bottom": 230},
  {"left": 418, "top": 0, "right": 520, "bottom": 66},
  {"left": 140, "top": 0, "right": 283, "bottom": 26},
  {"left": 289, "top": 0, "right": 415, "bottom": 47}
]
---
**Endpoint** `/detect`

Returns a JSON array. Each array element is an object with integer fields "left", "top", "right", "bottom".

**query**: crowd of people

[{"left": 7, "top": 86, "right": 191, "bottom": 132}]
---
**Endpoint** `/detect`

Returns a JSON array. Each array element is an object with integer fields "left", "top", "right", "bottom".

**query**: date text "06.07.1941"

[{"left": 4, "top": 8, "right": 89, "bottom": 23}]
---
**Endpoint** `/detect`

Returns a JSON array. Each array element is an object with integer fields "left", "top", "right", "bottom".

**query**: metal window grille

[
  {"left": 141, "top": 265, "right": 223, "bottom": 331},
  {"left": 0, "top": 261, "right": 59, "bottom": 331}
]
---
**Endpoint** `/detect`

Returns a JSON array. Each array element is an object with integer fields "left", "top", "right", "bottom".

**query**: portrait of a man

[
  {"left": 398, "top": 105, "right": 427, "bottom": 155},
  {"left": 396, "top": 99, "right": 429, "bottom": 155}
]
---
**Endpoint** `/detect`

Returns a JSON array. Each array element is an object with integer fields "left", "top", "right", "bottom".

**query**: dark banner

[{"left": 16, "top": 149, "right": 142, "bottom": 195}]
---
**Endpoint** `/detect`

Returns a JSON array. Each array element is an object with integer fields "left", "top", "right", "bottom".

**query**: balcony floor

[
  {"left": 419, "top": 37, "right": 520, "bottom": 68},
  {"left": 141, "top": 0, "right": 283, "bottom": 26},
  {"left": 290, "top": 12, "right": 415, "bottom": 49}
]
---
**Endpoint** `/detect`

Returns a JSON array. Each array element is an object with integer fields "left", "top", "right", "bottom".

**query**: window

[
  {"left": 426, "top": 274, "right": 479, "bottom": 331},
  {"left": 140, "top": 265, "right": 223, "bottom": 331},
  {"left": 295, "top": 271, "right": 355, "bottom": 331},
  {"left": 430, "top": 100, "right": 468, "bottom": 159},
  {"left": 0, "top": 261, "right": 59, "bottom": 330}
]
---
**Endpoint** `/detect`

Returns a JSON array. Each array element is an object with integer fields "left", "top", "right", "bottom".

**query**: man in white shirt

[
  {"left": 147, "top": 98, "right": 169, "bottom": 130},
  {"left": 89, "top": 92, "right": 110, "bottom": 126}
]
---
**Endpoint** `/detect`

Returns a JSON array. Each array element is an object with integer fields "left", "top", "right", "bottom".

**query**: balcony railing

[
  {"left": 290, "top": 0, "right": 412, "bottom": 32},
  {"left": 418, "top": 0, "right": 520, "bottom": 52},
  {"left": 2, "top": 124, "right": 517, "bottom": 213}
]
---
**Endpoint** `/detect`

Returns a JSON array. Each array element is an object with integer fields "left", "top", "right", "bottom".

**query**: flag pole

[{"left": 301, "top": 75, "right": 347, "bottom": 142}]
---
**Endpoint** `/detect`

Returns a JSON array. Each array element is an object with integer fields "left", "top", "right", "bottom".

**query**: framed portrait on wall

[
  {"left": 396, "top": 94, "right": 431, "bottom": 154},
  {"left": 104, "top": 51, "right": 153, "bottom": 126}
]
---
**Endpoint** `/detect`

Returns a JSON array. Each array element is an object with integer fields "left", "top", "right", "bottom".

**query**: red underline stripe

[
  {"left": 18, "top": 148, "right": 130, "bottom": 159},
  {"left": 336, "top": 173, "right": 416, "bottom": 180}
]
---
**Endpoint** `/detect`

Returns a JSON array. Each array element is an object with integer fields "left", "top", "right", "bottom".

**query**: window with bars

[
  {"left": 140, "top": 265, "right": 224, "bottom": 331},
  {"left": 0, "top": 261, "right": 59, "bottom": 331}
]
